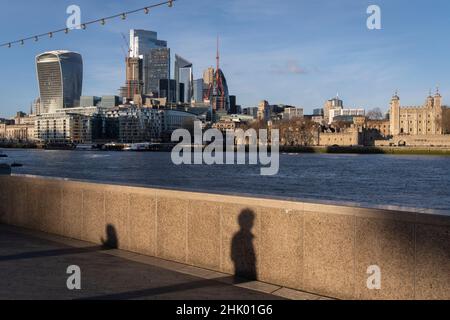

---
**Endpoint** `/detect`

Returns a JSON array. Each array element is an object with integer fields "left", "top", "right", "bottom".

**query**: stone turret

[
  {"left": 434, "top": 88, "right": 442, "bottom": 109},
  {"left": 434, "top": 88, "right": 443, "bottom": 134},
  {"left": 390, "top": 91, "right": 401, "bottom": 135}
]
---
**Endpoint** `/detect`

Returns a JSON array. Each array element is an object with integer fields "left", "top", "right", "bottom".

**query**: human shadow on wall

[
  {"left": 101, "top": 224, "right": 119, "bottom": 249},
  {"left": 231, "top": 209, "right": 257, "bottom": 284}
]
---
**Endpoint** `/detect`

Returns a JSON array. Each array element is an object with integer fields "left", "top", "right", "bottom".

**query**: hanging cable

[{"left": 0, "top": 0, "right": 177, "bottom": 48}]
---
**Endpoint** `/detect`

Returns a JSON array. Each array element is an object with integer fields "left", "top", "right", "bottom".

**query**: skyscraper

[
  {"left": 204, "top": 37, "right": 230, "bottom": 112},
  {"left": 175, "top": 55, "right": 193, "bottom": 104},
  {"left": 122, "top": 30, "right": 169, "bottom": 98},
  {"left": 142, "top": 48, "right": 170, "bottom": 97},
  {"left": 203, "top": 67, "right": 215, "bottom": 87},
  {"left": 212, "top": 69, "right": 230, "bottom": 112},
  {"left": 159, "top": 79, "right": 177, "bottom": 103},
  {"left": 193, "top": 79, "right": 204, "bottom": 103},
  {"left": 129, "top": 30, "right": 167, "bottom": 58},
  {"left": 202, "top": 67, "right": 215, "bottom": 102},
  {"left": 119, "top": 57, "right": 143, "bottom": 100},
  {"left": 36, "top": 51, "right": 83, "bottom": 114},
  {"left": 229, "top": 95, "right": 237, "bottom": 114}
]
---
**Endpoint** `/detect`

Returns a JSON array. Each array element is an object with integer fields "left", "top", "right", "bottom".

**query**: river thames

[{"left": 1, "top": 149, "right": 449, "bottom": 212}]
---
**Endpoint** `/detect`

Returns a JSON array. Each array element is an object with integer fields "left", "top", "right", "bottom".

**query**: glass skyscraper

[
  {"left": 193, "top": 79, "right": 204, "bottom": 103},
  {"left": 213, "top": 69, "right": 230, "bottom": 112},
  {"left": 36, "top": 51, "right": 83, "bottom": 114},
  {"left": 128, "top": 30, "right": 169, "bottom": 97},
  {"left": 175, "top": 55, "right": 193, "bottom": 104},
  {"left": 129, "top": 30, "right": 167, "bottom": 58},
  {"left": 143, "top": 48, "right": 170, "bottom": 97}
]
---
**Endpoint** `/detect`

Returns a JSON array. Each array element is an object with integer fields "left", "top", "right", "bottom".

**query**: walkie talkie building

[{"left": 36, "top": 51, "right": 83, "bottom": 114}]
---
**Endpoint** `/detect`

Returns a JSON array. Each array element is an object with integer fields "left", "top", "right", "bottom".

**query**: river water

[{"left": 1, "top": 149, "right": 449, "bottom": 212}]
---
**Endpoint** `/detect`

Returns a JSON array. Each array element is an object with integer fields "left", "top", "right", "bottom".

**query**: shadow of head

[
  {"left": 231, "top": 209, "right": 257, "bottom": 282},
  {"left": 238, "top": 209, "right": 255, "bottom": 231},
  {"left": 101, "top": 224, "right": 119, "bottom": 250}
]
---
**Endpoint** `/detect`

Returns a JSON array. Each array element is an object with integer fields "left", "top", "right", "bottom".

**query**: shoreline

[
  {"left": 280, "top": 146, "right": 450, "bottom": 156},
  {"left": 2, "top": 144, "right": 450, "bottom": 156}
]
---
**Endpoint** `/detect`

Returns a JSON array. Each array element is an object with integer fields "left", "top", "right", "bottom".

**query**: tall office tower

[
  {"left": 203, "top": 67, "right": 215, "bottom": 86},
  {"left": 129, "top": 29, "right": 167, "bottom": 58},
  {"left": 192, "top": 79, "right": 204, "bottom": 103},
  {"left": 143, "top": 48, "right": 170, "bottom": 97},
  {"left": 119, "top": 57, "right": 143, "bottom": 100},
  {"left": 123, "top": 30, "right": 169, "bottom": 98},
  {"left": 202, "top": 67, "right": 215, "bottom": 101},
  {"left": 36, "top": 51, "right": 83, "bottom": 114},
  {"left": 175, "top": 55, "right": 193, "bottom": 104},
  {"left": 211, "top": 69, "right": 230, "bottom": 112},
  {"left": 159, "top": 79, "right": 177, "bottom": 103},
  {"left": 229, "top": 95, "right": 237, "bottom": 114},
  {"left": 258, "top": 100, "right": 271, "bottom": 121},
  {"left": 178, "top": 83, "right": 185, "bottom": 103}
]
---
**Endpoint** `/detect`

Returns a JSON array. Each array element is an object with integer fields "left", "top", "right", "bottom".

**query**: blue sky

[{"left": 1, "top": 0, "right": 450, "bottom": 117}]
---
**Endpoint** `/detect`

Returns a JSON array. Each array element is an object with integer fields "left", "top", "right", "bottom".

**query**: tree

[
  {"left": 242, "top": 119, "right": 268, "bottom": 132},
  {"left": 277, "top": 118, "right": 317, "bottom": 146},
  {"left": 332, "top": 120, "right": 352, "bottom": 131},
  {"left": 366, "top": 108, "right": 385, "bottom": 120}
]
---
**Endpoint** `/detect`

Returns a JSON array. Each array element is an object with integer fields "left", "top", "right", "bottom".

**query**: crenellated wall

[{"left": 0, "top": 175, "right": 449, "bottom": 300}]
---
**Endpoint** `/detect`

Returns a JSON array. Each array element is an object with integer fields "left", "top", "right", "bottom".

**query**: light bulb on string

[{"left": 2, "top": 1, "right": 178, "bottom": 50}]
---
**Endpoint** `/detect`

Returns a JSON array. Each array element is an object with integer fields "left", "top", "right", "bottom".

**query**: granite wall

[{"left": 0, "top": 175, "right": 448, "bottom": 300}]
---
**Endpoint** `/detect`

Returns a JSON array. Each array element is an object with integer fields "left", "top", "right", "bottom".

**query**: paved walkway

[{"left": 0, "top": 225, "right": 328, "bottom": 300}]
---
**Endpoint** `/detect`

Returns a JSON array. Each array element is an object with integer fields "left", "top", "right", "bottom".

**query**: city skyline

[{"left": 2, "top": 0, "right": 450, "bottom": 117}]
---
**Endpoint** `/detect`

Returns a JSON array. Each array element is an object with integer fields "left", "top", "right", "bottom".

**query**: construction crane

[
  {"left": 121, "top": 33, "right": 133, "bottom": 100},
  {"left": 204, "top": 36, "right": 225, "bottom": 111},
  {"left": 215, "top": 36, "right": 225, "bottom": 111},
  {"left": 121, "top": 33, "right": 132, "bottom": 57}
]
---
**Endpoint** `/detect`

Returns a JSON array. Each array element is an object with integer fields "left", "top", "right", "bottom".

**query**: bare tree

[
  {"left": 277, "top": 118, "right": 316, "bottom": 146},
  {"left": 366, "top": 108, "right": 385, "bottom": 120},
  {"left": 243, "top": 119, "right": 268, "bottom": 131},
  {"left": 332, "top": 120, "right": 352, "bottom": 131},
  {"left": 442, "top": 107, "right": 450, "bottom": 134}
]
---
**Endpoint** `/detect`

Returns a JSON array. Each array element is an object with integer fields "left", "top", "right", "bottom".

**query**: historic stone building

[
  {"left": 390, "top": 90, "right": 443, "bottom": 136},
  {"left": 318, "top": 127, "right": 361, "bottom": 147},
  {"left": 0, "top": 113, "right": 36, "bottom": 142}
]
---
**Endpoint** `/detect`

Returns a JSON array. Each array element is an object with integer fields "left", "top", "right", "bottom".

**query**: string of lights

[{"left": 0, "top": 0, "right": 176, "bottom": 48}]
